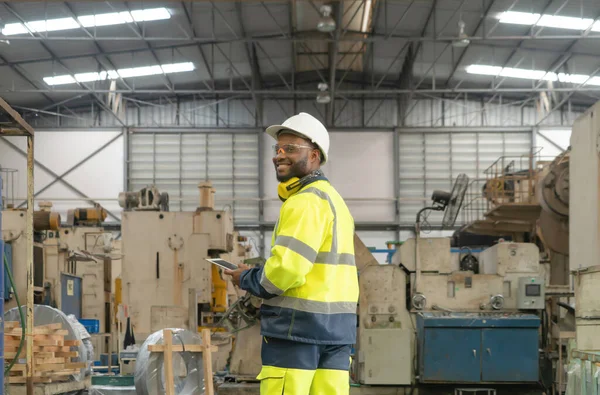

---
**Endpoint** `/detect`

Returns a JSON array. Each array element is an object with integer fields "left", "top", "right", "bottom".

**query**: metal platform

[
  {"left": 463, "top": 218, "right": 534, "bottom": 235},
  {"left": 484, "top": 204, "right": 541, "bottom": 222}
]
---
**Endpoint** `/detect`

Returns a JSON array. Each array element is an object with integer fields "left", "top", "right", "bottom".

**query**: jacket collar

[{"left": 277, "top": 169, "right": 328, "bottom": 202}]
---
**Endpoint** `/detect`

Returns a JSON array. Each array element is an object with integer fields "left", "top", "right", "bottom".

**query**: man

[{"left": 225, "top": 112, "right": 359, "bottom": 395}]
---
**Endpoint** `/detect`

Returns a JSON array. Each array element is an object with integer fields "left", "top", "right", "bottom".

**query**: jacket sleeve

[
  {"left": 240, "top": 193, "right": 331, "bottom": 298},
  {"left": 239, "top": 267, "right": 279, "bottom": 299}
]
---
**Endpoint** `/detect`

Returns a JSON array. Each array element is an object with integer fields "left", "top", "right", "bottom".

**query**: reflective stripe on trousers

[{"left": 257, "top": 336, "right": 351, "bottom": 395}]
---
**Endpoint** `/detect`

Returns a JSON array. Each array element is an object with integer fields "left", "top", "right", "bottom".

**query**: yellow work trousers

[
  {"left": 257, "top": 365, "right": 349, "bottom": 395},
  {"left": 257, "top": 337, "right": 351, "bottom": 395}
]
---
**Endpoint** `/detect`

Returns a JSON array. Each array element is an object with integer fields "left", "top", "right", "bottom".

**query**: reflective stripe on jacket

[{"left": 240, "top": 179, "right": 359, "bottom": 345}]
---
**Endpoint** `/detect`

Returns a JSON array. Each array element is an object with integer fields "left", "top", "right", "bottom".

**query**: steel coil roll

[{"left": 134, "top": 328, "right": 205, "bottom": 395}]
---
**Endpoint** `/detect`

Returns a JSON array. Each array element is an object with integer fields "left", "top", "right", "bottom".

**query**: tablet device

[{"left": 206, "top": 258, "right": 238, "bottom": 271}]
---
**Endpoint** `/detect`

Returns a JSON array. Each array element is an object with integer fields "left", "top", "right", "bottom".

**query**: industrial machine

[
  {"left": 355, "top": 175, "right": 546, "bottom": 389},
  {"left": 459, "top": 148, "right": 570, "bottom": 285},
  {"left": 117, "top": 181, "right": 251, "bottom": 372},
  {"left": 1, "top": 193, "right": 116, "bottom": 359},
  {"left": 563, "top": 101, "right": 600, "bottom": 393},
  {"left": 1, "top": 204, "right": 68, "bottom": 311}
]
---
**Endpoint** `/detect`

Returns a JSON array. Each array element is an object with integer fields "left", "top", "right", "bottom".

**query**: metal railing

[
  {"left": 0, "top": 167, "right": 17, "bottom": 209},
  {"left": 462, "top": 148, "right": 555, "bottom": 224}
]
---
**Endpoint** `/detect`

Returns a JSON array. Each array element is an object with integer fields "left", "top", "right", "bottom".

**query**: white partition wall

[
  {"left": 0, "top": 129, "right": 123, "bottom": 222},
  {"left": 261, "top": 130, "right": 396, "bottom": 224},
  {"left": 127, "top": 130, "right": 260, "bottom": 224}
]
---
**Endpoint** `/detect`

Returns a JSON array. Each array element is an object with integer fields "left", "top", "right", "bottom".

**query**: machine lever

[
  {"left": 473, "top": 349, "right": 476, "bottom": 357},
  {"left": 487, "top": 348, "right": 492, "bottom": 356}
]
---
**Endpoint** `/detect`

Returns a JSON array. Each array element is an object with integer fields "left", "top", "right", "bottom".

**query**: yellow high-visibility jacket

[{"left": 240, "top": 178, "right": 359, "bottom": 345}]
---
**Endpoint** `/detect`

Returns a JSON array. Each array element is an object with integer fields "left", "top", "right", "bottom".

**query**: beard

[{"left": 275, "top": 157, "right": 309, "bottom": 182}]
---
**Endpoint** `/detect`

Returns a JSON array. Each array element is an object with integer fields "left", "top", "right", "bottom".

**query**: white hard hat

[{"left": 265, "top": 112, "right": 330, "bottom": 164}]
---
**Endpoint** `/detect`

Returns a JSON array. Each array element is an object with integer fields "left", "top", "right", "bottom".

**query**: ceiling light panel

[
  {"left": 2, "top": 7, "right": 170, "bottom": 36},
  {"left": 536, "top": 14, "right": 593, "bottom": 30},
  {"left": 498, "top": 11, "right": 541, "bottom": 25},
  {"left": 498, "top": 11, "right": 596, "bottom": 31},
  {"left": 43, "top": 62, "right": 195, "bottom": 86},
  {"left": 466, "top": 64, "right": 600, "bottom": 87}
]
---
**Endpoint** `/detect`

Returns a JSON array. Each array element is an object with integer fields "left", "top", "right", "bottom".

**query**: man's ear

[{"left": 311, "top": 149, "right": 321, "bottom": 163}]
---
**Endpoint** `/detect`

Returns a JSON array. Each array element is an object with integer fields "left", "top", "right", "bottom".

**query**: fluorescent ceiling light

[
  {"left": 466, "top": 64, "right": 600, "bottom": 86},
  {"left": 161, "top": 62, "right": 196, "bottom": 73},
  {"left": 498, "top": 10, "right": 596, "bottom": 31},
  {"left": 536, "top": 14, "right": 593, "bottom": 29},
  {"left": 2, "top": 7, "right": 170, "bottom": 36},
  {"left": 78, "top": 12, "right": 134, "bottom": 28},
  {"left": 500, "top": 67, "right": 556, "bottom": 81},
  {"left": 464, "top": 65, "right": 502, "bottom": 76},
  {"left": 498, "top": 11, "right": 541, "bottom": 25},
  {"left": 43, "top": 75, "right": 76, "bottom": 86},
  {"left": 43, "top": 62, "right": 195, "bottom": 86},
  {"left": 117, "top": 65, "right": 163, "bottom": 78}
]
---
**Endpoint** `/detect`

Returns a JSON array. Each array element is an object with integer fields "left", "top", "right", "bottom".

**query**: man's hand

[{"left": 224, "top": 263, "right": 250, "bottom": 288}]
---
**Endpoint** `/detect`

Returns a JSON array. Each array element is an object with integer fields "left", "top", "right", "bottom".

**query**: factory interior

[{"left": 0, "top": 0, "right": 598, "bottom": 394}]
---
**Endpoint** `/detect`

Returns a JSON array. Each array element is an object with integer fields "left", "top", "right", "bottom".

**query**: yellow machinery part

[
  {"left": 199, "top": 326, "right": 226, "bottom": 332},
  {"left": 74, "top": 207, "right": 107, "bottom": 224},
  {"left": 114, "top": 277, "right": 122, "bottom": 322},
  {"left": 33, "top": 211, "right": 61, "bottom": 231},
  {"left": 211, "top": 264, "right": 228, "bottom": 313}
]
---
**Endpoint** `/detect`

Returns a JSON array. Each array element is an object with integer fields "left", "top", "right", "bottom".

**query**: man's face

[{"left": 272, "top": 132, "right": 319, "bottom": 182}]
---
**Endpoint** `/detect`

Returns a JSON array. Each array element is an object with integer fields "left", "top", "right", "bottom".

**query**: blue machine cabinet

[
  {"left": 60, "top": 273, "right": 82, "bottom": 318},
  {"left": 417, "top": 312, "right": 540, "bottom": 384}
]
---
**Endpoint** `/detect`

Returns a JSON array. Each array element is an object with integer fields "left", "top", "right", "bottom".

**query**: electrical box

[{"left": 517, "top": 276, "right": 545, "bottom": 310}]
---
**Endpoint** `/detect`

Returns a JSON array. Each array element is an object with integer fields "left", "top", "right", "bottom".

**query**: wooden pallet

[{"left": 4, "top": 322, "right": 86, "bottom": 384}]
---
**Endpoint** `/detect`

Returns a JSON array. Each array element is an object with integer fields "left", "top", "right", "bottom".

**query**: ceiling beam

[
  {"left": 327, "top": 1, "right": 343, "bottom": 126},
  {"left": 8, "top": 86, "right": 600, "bottom": 95},
  {"left": 61, "top": 2, "right": 144, "bottom": 115},
  {"left": 115, "top": 2, "right": 174, "bottom": 91},
  {"left": 1, "top": 31, "right": 599, "bottom": 43},
  {"left": 444, "top": 0, "right": 496, "bottom": 87},
  {"left": 236, "top": 1, "right": 263, "bottom": 126},
  {"left": 180, "top": 2, "right": 215, "bottom": 90},
  {"left": 483, "top": 0, "right": 556, "bottom": 91},
  {"left": 1, "top": 35, "right": 600, "bottom": 72}
]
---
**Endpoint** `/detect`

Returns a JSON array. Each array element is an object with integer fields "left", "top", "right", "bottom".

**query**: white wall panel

[
  {"left": 262, "top": 131, "right": 395, "bottom": 224},
  {"left": 128, "top": 131, "right": 259, "bottom": 224},
  {"left": 537, "top": 128, "right": 571, "bottom": 158},
  {"left": 398, "top": 130, "right": 532, "bottom": 226},
  {"left": 0, "top": 129, "right": 123, "bottom": 222}
]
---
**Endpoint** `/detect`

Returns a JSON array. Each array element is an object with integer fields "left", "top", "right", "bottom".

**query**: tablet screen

[{"left": 206, "top": 258, "right": 238, "bottom": 271}]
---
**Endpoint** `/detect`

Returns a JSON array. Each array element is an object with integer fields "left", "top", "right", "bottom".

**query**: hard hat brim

[
  {"left": 265, "top": 125, "right": 300, "bottom": 140},
  {"left": 265, "top": 125, "right": 328, "bottom": 164}
]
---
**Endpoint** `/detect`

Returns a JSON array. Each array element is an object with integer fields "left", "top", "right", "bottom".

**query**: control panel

[{"left": 517, "top": 276, "right": 545, "bottom": 309}]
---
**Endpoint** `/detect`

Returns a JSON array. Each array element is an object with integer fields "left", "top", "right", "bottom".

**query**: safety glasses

[{"left": 272, "top": 143, "right": 315, "bottom": 156}]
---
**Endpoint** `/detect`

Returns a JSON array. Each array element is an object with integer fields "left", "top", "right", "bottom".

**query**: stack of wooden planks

[{"left": 4, "top": 321, "right": 87, "bottom": 384}]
